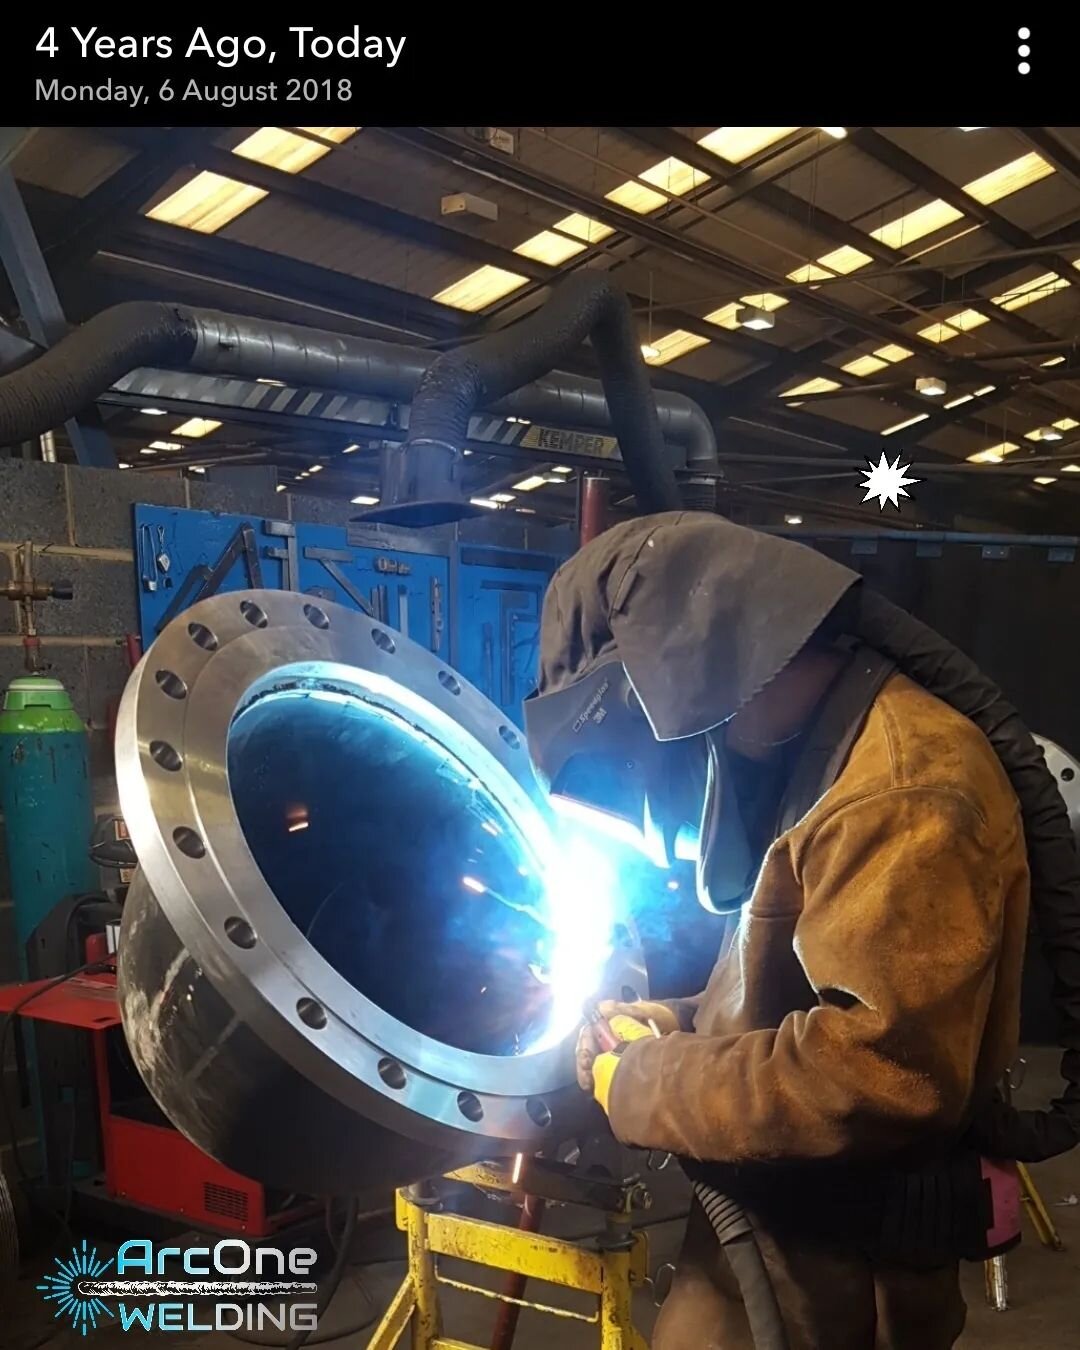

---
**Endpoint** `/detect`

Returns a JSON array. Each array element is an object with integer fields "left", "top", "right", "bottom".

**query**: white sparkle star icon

[{"left": 859, "top": 451, "right": 922, "bottom": 512}]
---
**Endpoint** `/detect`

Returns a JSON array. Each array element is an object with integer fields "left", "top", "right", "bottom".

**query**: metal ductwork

[
  {"left": 115, "top": 590, "right": 645, "bottom": 1196},
  {"left": 0, "top": 294, "right": 718, "bottom": 516},
  {"left": 383, "top": 274, "right": 682, "bottom": 522}
]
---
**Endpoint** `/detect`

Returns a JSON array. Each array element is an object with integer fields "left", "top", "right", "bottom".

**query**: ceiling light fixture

[
  {"left": 736, "top": 303, "right": 776, "bottom": 331},
  {"left": 916, "top": 375, "right": 947, "bottom": 397},
  {"left": 341, "top": 444, "right": 360, "bottom": 454},
  {"left": 1035, "top": 426, "right": 1064, "bottom": 442},
  {"left": 882, "top": 413, "right": 930, "bottom": 435},
  {"left": 173, "top": 417, "right": 222, "bottom": 438},
  {"left": 470, "top": 497, "right": 501, "bottom": 509},
  {"left": 118, "top": 462, "right": 131, "bottom": 470},
  {"left": 1033, "top": 476, "right": 1057, "bottom": 485},
  {"left": 139, "top": 447, "right": 157, "bottom": 455},
  {"left": 640, "top": 343, "right": 660, "bottom": 360},
  {"left": 784, "top": 514, "right": 804, "bottom": 525},
  {"left": 275, "top": 484, "right": 287, "bottom": 493},
  {"left": 149, "top": 440, "right": 182, "bottom": 451},
  {"left": 140, "top": 407, "right": 168, "bottom": 416},
  {"left": 351, "top": 494, "right": 380, "bottom": 505},
  {"left": 819, "top": 128, "right": 847, "bottom": 139},
  {"left": 967, "top": 441, "right": 1019, "bottom": 464},
  {"left": 551, "top": 466, "right": 573, "bottom": 474},
  {"left": 513, "top": 475, "right": 547, "bottom": 492},
  {"left": 308, "top": 464, "right": 324, "bottom": 473},
  {"left": 491, "top": 492, "right": 516, "bottom": 503}
]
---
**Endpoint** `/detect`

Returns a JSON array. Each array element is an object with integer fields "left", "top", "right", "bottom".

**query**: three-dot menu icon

[{"left": 1018, "top": 27, "right": 1030, "bottom": 74}]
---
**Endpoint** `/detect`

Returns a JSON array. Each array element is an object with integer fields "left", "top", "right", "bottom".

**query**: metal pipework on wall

[{"left": 115, "top": 590, "right": 646, "bottom": 1197}]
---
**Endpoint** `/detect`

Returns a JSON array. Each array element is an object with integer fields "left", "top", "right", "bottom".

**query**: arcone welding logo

[{"left": 38, "top": 1237, "right": 320, "bottom": 1335}]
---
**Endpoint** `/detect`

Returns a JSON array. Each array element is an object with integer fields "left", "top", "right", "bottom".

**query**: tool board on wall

[{"left": 133, "top": 505, "right": 565, "bottom": 726}]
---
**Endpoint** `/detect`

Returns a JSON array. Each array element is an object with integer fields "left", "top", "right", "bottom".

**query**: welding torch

[{"left": 582, "top": 999, "right": 662, "bottom": 1051}]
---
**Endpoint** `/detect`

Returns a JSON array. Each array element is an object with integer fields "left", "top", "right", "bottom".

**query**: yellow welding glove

[
  {"left": 589, "top": 1016, "right": 653, "bottom": 1115},
  {"left": 597, "top": 1000, "right": 683, "bottom": 1037}
]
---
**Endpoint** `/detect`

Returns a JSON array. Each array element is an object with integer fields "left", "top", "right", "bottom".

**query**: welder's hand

[
  {"left": 597, "top": 999, "right": 682, "bottom": 1037},
  {"left": 576, "top": 1014, "right": 654, "bottom": 1096}
]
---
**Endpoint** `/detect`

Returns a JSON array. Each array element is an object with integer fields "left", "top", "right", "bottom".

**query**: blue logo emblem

[{"left": 37, "top": 1239, "right": 115, "bottom": 1336}]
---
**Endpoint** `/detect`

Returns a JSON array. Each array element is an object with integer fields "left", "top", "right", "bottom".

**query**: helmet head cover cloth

[{"left": 524, "top": 512, "right": 860, "bottom": 912}]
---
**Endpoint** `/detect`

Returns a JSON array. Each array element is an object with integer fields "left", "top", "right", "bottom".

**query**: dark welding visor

[{"left": 524, "top": 660, "right": 669, "bottom": 857}]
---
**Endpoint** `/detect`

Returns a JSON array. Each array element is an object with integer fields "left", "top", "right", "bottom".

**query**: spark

[
  {"left": 859, "top": 451, "right": 922, "bottom": 512},
  {"left": 287, "top": 820, "right": 310, "bottom": 833}
]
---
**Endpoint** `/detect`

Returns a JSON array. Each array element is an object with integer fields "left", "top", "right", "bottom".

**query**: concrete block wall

[{"left": 0, "top": 460, "right": 358, "bottom": 1180}]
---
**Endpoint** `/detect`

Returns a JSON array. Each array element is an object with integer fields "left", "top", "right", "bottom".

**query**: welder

[{"left": 524, "top": 511, "right": 1034, "bottom": 1350}]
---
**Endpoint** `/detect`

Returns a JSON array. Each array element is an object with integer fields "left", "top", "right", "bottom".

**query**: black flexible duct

[
  {"left": 0, "top": 302, "right": 196, "bottom": 445},
  {"left": 855, "top": 588, "right": 1080, "bottom": 1162},
  {"left": 398, "top": 273, "right": 682, "bottom": 518}
]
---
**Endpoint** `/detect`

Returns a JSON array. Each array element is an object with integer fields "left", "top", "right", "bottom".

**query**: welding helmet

[{"left": 524, "top": 659, "right": 756, "bottom": 913}]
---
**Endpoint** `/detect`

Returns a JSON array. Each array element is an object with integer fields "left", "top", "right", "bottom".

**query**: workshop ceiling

[{"left": 6, "top": 125, "right": 1080, "bottom": 530}]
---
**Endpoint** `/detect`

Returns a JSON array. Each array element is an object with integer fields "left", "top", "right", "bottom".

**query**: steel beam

[
  {"left": 0, "top": 169, "right": 115, "bottom": 465},
  {"left": 386, "top": 127, "right": 1046, "bottom": 390},
  {"left": 103, "top": 127, "right": 554, "bottom": 283},
  {"left": 850, "top": 128, "right": 1080, "bottom": 287},
  {"left": 46, "top": 128, "right": 214, "bottom": 275},
  {"left": 620, "top": 126, "right": 1057, "bottom": 346}
]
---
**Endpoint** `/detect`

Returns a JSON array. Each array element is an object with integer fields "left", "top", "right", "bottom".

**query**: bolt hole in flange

[
  {"left": 526, "top": 1097, "right": 552, "bottom": 1128},
  {"left": 303, "top": 604, "right": 331, "bottom": 631},
  {"left": 188, "top": 621, "right": 219, "bottom": 651},
  {"left": 225, "top": 916, "right": 257, "bottom": 949},
  {"left": 298, "top": 997, "right": 328, "bottom": 1030},
  {"left": 498, "top": 725, "right": 521, "bottom": 750},
  {"left": 241, "top": 599, "right": 269, "bottom": 629},
  {"left": 155, "top": 669, "right": 188, "bottom": 700},
  {"left": 173, "top": 827, "right": 206, "bottom": 859},
  {"left": 150, "top": 740, "right": 183, "bottom": 772},
  {"left": 378, "top": 1057, "right": 407, "bottom": 1091},
  {"left": 371, "top": 628, "right": 396, "bottom": 654},
  {"left": 438, "top": 670, "right": 461, "bottom": 695},
  {"left": 1063, "top": 767, "right": 1076, "bottom": 783},
  {"left": 457, "top": 1090, "right": 484, "bottom": 1123}
]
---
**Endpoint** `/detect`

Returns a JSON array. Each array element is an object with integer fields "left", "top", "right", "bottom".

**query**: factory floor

[{"left": 5, "top": 1048, "right": 1079, "bottom": 1349}]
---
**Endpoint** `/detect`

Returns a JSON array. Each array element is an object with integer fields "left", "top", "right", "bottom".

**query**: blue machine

[{"left": 133, "top": 505, "right": 565, "bottom": 725}]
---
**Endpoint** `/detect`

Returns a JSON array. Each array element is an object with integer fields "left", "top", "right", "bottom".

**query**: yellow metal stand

[
  {"left": 983, "top": 1161, "right": 1064, "bottom": 1311},
  {"left": 367, "top": 1163, "right": 651, "bottom": 1350}
]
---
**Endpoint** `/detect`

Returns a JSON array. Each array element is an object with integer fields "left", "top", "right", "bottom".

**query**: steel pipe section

[{"left": 115, "top": 591, "right": 644, "bottom": 1196}]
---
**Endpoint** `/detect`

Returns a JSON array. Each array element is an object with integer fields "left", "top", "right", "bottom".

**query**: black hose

[
  {"left": 690, "top": 1179, "right": 789, "bottom": 1350},
  {"left": 406, "top": 274, "right": 682, "bottom": 515},
  {"left": 855, "top": 588, "right": 1080, "bottom": 1161},
  {"left": 0, "top": 302, "right": 196, "bottom": 446}
]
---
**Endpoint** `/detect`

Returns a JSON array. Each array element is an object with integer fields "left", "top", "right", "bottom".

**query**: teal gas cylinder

[{"left": 0, "top": 676, "right": 97, "bottom": 975}]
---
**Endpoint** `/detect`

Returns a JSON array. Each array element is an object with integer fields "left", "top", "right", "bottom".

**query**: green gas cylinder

[{"left": 0, "top": 676, "right": 97, "bottom": 974}]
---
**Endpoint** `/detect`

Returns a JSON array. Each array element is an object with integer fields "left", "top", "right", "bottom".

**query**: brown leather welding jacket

[{"left": 607, "top": 667, "right": 1031, "bottom": 1172}]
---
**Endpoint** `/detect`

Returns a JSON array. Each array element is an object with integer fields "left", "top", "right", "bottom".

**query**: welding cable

[
  {"left": 685, "top": 1174, "right": 789, "bottom": 1350},
  {"left": 0, "top": 961, "right": 115, "bottom": 1241}
]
